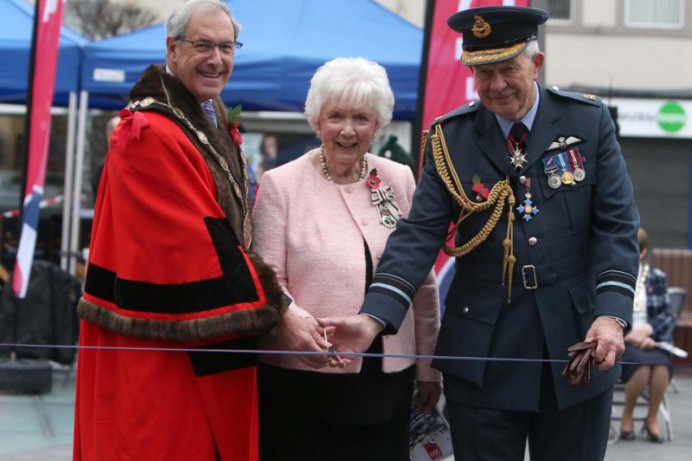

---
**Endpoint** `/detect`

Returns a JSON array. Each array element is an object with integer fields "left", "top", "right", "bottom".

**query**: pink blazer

[{"left": 253, "top": 151, "right": 441, "bottom": 381}]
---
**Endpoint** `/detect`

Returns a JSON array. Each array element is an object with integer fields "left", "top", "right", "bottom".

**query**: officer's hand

[
  {"left": 317, "top": 314, "right": 383, "bottom": 368},
  {"left": 584, "top": 316, "right": 625, "bottom": 371}
]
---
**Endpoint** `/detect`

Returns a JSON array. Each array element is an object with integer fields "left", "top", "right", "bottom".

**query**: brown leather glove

[{"left": 562, "top": 341, "right": 596, "bottom": 386}]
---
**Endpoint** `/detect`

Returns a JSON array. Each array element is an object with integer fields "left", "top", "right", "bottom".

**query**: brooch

[{"left": 367, "top": 168, "right": 402, "bottom": 228}]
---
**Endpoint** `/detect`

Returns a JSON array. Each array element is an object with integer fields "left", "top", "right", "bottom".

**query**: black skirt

[
  {"left": 258, "top": 352, "right": 415, "bottom": 461},
  {"left": 620, "top": 344, "right": 672, "bottom": 383}
]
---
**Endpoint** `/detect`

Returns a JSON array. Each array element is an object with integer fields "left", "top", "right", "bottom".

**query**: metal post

[
  {"left": 60, "top": 91, "right": 77, "bottom": 271},
  {"left": 68, "top": 90, "right": 89, "bottom": 276}
]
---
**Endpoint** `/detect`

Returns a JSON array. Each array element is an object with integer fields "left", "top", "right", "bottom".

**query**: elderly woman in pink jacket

[{"left": 252, "top": 57, "right": 442, "bottom": 461}]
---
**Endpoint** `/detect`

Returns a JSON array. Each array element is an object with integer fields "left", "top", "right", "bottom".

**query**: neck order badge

[{"left": 508, "top": 122, "right": 528, "bottom": 170}]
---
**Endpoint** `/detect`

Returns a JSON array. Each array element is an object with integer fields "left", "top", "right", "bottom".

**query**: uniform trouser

[{"left": 445, "top": 369, "right": 613, "bottom": 461}]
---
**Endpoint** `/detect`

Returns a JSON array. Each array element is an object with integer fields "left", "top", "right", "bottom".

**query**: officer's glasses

[{"left": 177, "top": 38, "right": 243, "bottom": 56}]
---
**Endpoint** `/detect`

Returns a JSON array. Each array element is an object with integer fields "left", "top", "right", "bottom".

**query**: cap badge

[{"left": 472, "top": 15, "right": 492, "bottom": 38}]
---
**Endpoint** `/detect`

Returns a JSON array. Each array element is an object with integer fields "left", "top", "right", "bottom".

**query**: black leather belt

[
  {"left": 518, "top": 256, "right": 588, "bottom": 289},
  {"left": 456, "top": 255, "right": 589, "bottom": 290}
]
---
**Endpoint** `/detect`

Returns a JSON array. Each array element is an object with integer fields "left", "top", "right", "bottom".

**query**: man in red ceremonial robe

[{"left": 73, "top": 1, "right": 285, "bottom": 460}]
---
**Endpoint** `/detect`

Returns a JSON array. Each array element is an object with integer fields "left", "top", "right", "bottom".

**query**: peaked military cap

[{"left": 448, "top": 6, "right": 548, "bottom": 66}]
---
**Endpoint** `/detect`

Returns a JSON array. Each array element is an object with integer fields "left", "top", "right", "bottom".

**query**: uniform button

[
  {"left": 528, "top": 236, "right": 538, "bottom": 246},
  {"left": 344, "top": 186, "right": 352, "bottom": 193},
  {"left": 519, "top": 176, "right": 526, "bottom": 184},
  {"left": 361, "top": 218, "right": 368, "bottom": 226},
  {"left": 462, "top": 306, "right": 470, "bottom": 314}
]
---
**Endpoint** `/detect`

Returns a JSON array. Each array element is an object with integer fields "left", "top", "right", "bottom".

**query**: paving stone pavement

[{"left": 1, "top": 365, "right": 691, "bottom": 460}]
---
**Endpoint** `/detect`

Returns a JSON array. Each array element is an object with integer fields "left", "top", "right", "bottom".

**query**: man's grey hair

[
  {"left": 524, "top": 40, "right": 540, "bottom": 58},
  {"left": 166, "top": 0, "right": 241, "bottom": 41},
  {"left": 304, "top": 57, "right": 394, "bottom": 139}
]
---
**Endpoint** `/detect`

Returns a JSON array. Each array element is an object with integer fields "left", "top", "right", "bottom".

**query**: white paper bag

[{"left": 409, "top": 392, "right": 454, "bottom": 461}]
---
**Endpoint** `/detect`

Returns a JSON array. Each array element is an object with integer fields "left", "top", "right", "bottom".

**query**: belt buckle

[{"left": 522, "top": 265, "right": 538, "bottom": 290}]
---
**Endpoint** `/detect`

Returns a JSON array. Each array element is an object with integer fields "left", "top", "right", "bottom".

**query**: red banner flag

[{"left": 12, "top": 0, "right": 66, "bottom": 297}]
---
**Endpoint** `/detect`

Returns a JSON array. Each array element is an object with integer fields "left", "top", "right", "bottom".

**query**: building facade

[{"left": 543, "top": 0, "right": 691, "bottom": 249}]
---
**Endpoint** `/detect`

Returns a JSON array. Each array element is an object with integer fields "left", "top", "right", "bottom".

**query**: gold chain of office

[{"left": 429, "top": 123, "right": 517, "bottom": 300}]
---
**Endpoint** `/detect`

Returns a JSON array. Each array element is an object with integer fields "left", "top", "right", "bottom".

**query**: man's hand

[
  {"left": 268, "top": 308, "right": 333, "bottom": 368},
  {"left": 584, "top": 316, "right": 625, "bottom": 371},
  {"left": 417, "top": 381, "right": 442, "bottom": 411},
  {"left": 317, "top": 314, "right": 384, "bottom": 368}
]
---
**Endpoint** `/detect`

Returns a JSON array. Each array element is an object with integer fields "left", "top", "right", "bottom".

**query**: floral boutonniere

[
  {"left": 471, "top": 174, "right": 490, "bottom": 201},
  {"left": 227, "top": 104, "right": 243, "bottom": 145},
  {"left": 367, "top": 168, "right": 402, "bottom": 229}
]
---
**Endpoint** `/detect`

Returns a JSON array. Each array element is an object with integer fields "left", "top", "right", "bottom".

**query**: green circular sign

[{"left": 658, "top": 101, "right": 687, "bottom": 133}]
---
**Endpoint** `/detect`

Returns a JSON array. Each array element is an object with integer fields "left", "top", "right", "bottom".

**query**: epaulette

[
  {"left": 431, "top": 100, "right": 481, "bottom": 127},
  {"left": 547, "top": 85, "right": 601, "bottom": 107}
]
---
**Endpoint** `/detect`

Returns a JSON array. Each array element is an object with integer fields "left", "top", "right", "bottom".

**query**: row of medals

[
  {"left": 543, "top": 149, "right": 587, "bottom": 189},
  {"left": 511, "top": 146, "right": 586, "bottom": 222},
  {"left": 511, "top": 145, "right": 586, "bottom": 188},
  {"left": 547, "top": 165, "right": 586, "bottom": 189}
]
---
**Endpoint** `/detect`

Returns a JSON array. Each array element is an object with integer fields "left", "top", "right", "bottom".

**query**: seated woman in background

[
  {"left": 619, "top": 227, "right": 676, "bottom": 443},
  {"left": 252, "top": 57, "right": 442, "bottom": 461}
]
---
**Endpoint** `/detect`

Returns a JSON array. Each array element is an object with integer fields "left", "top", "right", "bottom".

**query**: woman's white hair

[
  {"left": 304, "top": 57, "right": 395, "bottom": 138},
  {"left": 166, "top": 0, "right": 241, "bottom": 41}
]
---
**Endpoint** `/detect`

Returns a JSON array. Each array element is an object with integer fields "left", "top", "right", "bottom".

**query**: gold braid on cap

[{"left": 430, "top": 123, "right": 517, "bottom": 302}]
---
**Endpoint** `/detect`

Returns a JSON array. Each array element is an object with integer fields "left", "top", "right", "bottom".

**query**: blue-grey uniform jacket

[{"left": 361, "top": 85, "right": 640, "bottom": 411}]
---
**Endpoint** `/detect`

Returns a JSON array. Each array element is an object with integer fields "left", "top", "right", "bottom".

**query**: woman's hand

[
  {"left": 639, "top": 336, "right": 657, "bottom": 349},
  {"left": 417, "top": 381, "right": 442, "bottom": 411},
  {"left": 269, "top": 308, "right": 334, "bottom": 368},
  {"left": 625, "top": 324, "right": 653, "bottom": 348}
]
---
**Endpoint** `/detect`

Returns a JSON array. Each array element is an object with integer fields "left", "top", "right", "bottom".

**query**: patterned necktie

[
  {"left": 202, "top": 100, "right": 217, "bottom": 128},
  {"left": 508, "top": 122, "right": 528, "bottom": 169}
]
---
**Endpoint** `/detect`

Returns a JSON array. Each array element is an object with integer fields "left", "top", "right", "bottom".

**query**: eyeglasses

[{"left": 177, "top": 38, "right": 243, "bottom": 56}]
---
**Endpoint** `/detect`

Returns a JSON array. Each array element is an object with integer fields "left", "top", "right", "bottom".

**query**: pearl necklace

[
  {"left": 319, "top": 147, "right": 367, "bottom": 183},
  {"left": 633, "top": 263, "right": 649, "bottom": 312}
]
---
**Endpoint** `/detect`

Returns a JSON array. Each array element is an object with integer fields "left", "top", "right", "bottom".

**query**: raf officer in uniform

[{"left": 321, "top": 6, "right": 639, "bottom": 461}]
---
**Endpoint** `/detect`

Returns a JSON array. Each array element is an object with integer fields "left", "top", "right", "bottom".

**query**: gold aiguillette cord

[{"left": 430, "top": 124, "right": 516, "bottom": 302}]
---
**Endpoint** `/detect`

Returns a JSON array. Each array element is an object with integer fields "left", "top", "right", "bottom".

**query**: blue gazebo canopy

[
  {"left": 0, "top": 0, "right": 86, "bottom": 105},
  {"left": 82, "top": 0, "right": 423, "bottom": 119}
]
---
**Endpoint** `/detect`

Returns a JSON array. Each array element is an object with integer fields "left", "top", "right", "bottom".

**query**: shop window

[
  {"left": 626, "top": 0, "right": 684, "bottom": 29},
  {"left": 547, "top": 0, "right": 572, "bottom": 23}
]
